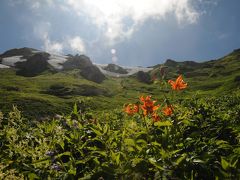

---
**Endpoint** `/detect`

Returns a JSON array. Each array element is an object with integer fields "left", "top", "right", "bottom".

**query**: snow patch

[
  {"left": 31, "top": 50, "right": 42, "bottom": 53},
  {"left": 95, "top": 63, "right": 153, "bottom": 77},
  {"left": 0, "top": 64, "right": 10, "bottom": 68},
  {"left": 47, "top": 54, "right": 68, "bottom": 70},
  {"left": 2, "top": 56, "right": 26, "bottom": 66}
]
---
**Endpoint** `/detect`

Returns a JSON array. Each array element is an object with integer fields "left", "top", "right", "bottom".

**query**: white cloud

[
  {"left": 43, "top": 39, "right": 63, "bottom": 54},
  {"left": 33, "top": 22, "right": 63, "bottom": 53},
  {"left": 8, "top": 0, "right": 53, "bottom": 9},
  {"left": 112, "top": 56, "right": 118, "bottom": 63},
  {"left": 68, "top": 36, "right": 86, "bottom": 53},
  {"left": 33, "top": 22, "right": 51, "bottom": 40},
  {"left": 33, "top": 22, "right": 86, "bottom": 54},
  {"left": 64, "top": 0, "right": 199, "bottom": 43},
  {"left": 30, "top": 1, "right": 40, "bottom": 9},
  {"left": 9, "top": 0, "right": 208, "bottom": 46}
]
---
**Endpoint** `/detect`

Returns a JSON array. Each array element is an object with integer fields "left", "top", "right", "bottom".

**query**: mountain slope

[
  {"left": 0, "top": 47, "right": 152, "bottom": 80},
  {"left": 0, "top": 47, "right": 240, "bottom": 118},
  {"left": 150, "top": 48, "right": 240, "bottom": 94}
]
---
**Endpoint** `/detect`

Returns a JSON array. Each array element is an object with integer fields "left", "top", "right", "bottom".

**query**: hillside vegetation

[
  {"left": 0, "top": 48, "right": 240, "bottom": 118},
  {"left": 0, "top": 48, "right": 240, "bottom": 179},
  {"left": 0, "top": 77, "right": 239, "bottom": 179}
]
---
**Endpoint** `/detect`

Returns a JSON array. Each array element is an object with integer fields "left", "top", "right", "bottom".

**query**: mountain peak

[
  {"left": 103, "top": 64, "right": 128, "bottom": 74},
  {"left": 0, "top": 47, "right": 39, "bottom": 58},
  {"left": 233, "top": 48, "right": 240, "bottom": 53},
  {"left": 164, "top": 59, "right": 177, "bottom": 67}
]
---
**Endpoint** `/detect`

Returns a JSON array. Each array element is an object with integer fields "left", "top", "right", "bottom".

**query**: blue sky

[{"left": 0, "top": 0, "right": 240, "bottom": 66}]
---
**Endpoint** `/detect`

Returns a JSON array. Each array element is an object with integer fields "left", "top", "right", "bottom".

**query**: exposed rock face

[
  {"left": 63, "top": 55, "right": 92, "bottom": 70},
  {"left": 63, "top": 54, "right": 106, "bottom": 83},
  {"left": 103, "top": 64, "right": 128, "bottom": 74},
  {"left": 164, "top": 59, "right": 178, "bottom": 67},
  {"left": 0, "top": 47, "right": 35, "bottom": 58},
  {"left": 80, "top": 65, "right": 106, "bottom": 83},
  {"left": 136, "top": 71, "right": 151, "bottom": 84},
  {"left": 233, "top": 48, "right": 240, "bottom": 53},
  {"left": 15, "top": 53, "right": 50, "bottom": 77},
  {"left": 0, "top": 48, "right": 106, "bottom": 82}
]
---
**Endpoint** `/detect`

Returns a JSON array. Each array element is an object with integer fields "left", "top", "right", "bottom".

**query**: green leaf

[
  {"left": 73, "top": 103, "right": 78, "bottom": 114},
  {"left": 182, "top": 119, "right": 191, "bottom": 125},
  {"left": 68, "top": 168, "right": 76, "bottom": 175},
  {"left": 148, "top": 158, "right": 164, "bottom": 170},
  {"left": 103, "top": 124, "right": 109, "bottom": 134},
  {"left": 232, "top": 159, "right": 238, "bottom": 168},
  {"left": 131, "top": 158, "right": 144, "bottom": 167},
  {"left": 154, "top": 121, "right": 172, "bottom": 127},
  {"left": 193, "top": 159, "right": 205, "bottom": 164},
  {"left": 91, "top": 150, "right": 107, "bottom": 157},
  {"left": 221, "top": 157, "right": 229, "bottom": 170},
  {"left": 110, "top": 151, "right": 121, "bottom": 165},
  {"left": 152, "top": 141, "right": 162, "bottom": 148},
  {"left": 58, "top": 141, "right": 65, "bottom": 149},
  {"left": 175, "top": 154, "right": 187, "bottom": 165},
  {"left": 32, "top": 158, "right": 50, "bottom": 165},
  {"left": 56, "top": 151, "right": 71, "bottom": 158},
  {"left": 90, "top": 127, "right": 102, "bottom": 136},
  {"left": 28, "top": 173, "right": 40, "bottom": 180},
  {"left": 124, "top": 138, "right": 135, "bottom": 147}
]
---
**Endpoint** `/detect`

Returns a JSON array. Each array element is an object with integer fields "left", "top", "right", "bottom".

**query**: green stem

[
  {"left": 164, "top": 93, "right": 182, "bottom": 140},
  {"left": 144, "top": 116, "right": 156, "bottom": 155}
]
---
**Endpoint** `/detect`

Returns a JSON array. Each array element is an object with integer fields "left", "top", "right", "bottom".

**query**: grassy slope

[
  {"left": 157, "top": 49, "right": 240, "bottom": 96},
  {"left": 0, "top": 49, "right": 240, "bottom": 118}
]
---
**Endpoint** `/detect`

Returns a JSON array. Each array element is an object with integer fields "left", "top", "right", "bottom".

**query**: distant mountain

[
  {"left": 0, "top": 47, "right": 152, "bottom": 82},
  {"left": 103, "top": 64, "right": 128, "bottom": 74},
  {"left": 0, "top": 48, "right": 106, "bottom": 83},
  {"left": 0, "top": 47, "right": 240, "bottom": 118},
  {"left": 149, "top": 48, "right": 240, "bottom": 92},
  {"left": 151, "top": 48, "right": 240, "bottom": 79},
  {"left": 1, "top": 47, "right": 240, "bottom": 86}
]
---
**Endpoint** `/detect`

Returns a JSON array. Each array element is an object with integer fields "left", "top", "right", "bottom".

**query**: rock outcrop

[
  {"left": 63, "top": 54, "right": 106, "bottom": 83},
  {"left": 136, "top": 71, "right": 151, "bottom": 84},
  {"left": 103, "top": 64, "right": 128, "bottom": 74},
  {"left": 15, "top": 53, "right": 50, "bottom": 77}
]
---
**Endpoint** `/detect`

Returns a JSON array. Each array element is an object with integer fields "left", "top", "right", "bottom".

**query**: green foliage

[
  {"left": 0, "top": 49, "right": 240, "bottom": 178},
  {"left": 0, "top": 95, "right": 239, "bottom": 179},
  {"left": 1, "top": 48, "right": 240, "bottom": 119}
]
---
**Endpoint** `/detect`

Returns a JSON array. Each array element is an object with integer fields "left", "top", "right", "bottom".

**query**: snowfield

[
  {"left": 95, "top": 64, "right": 153, "bottom": 77},
  {"left": 0, "top": 50, "right": 152, "bottom": 76},
  {"left": 1, "top": 56, "right": 26, "bottom": 66},
  {"left": 0, "top": 64, "right": 10, "bottom": 68},
  {"left": 48, "top": 54, "right": 68, "bottom": 70}
]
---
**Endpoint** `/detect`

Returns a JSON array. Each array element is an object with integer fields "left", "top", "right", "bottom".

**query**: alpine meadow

[{"left": 0, "top": 0, "right": 240, "bottom": 179}]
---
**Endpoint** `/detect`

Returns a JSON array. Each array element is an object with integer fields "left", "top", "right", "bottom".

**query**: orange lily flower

[
  {"left": 163, "top": 105, "right": 173, "bottom": 116},
  {"left": 140, "top": 96, "right": 160, "bottom": 116},
  {"left": 168, "top": 75, "right": 187, "bottom": 90},
  {"left": 152, "top": 112, "right": 161, "bottom": 122},
  {"left": 124, "top": 104, "right": 139, "bottom": 115}
]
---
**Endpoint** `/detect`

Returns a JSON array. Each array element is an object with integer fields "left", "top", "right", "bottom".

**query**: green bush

[{"left": 0, "top": 94, "right": 239, "bottom": 179}]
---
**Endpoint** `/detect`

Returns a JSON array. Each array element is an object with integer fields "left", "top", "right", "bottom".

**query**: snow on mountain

[
  {"left": 47, "top": 54, "right": 68, "bottom": 70},
  {"left": 0, "top": 64, "right": 10, "bottom": 68},
  {"left": 0, "top": 48, "right": 152, "bottom": 77},
  {"left": 1, "top": 56, "right": 26, "bottom": 66},
  {"left": 95, "top": 63, "right": 152, "bottom": 77}
]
